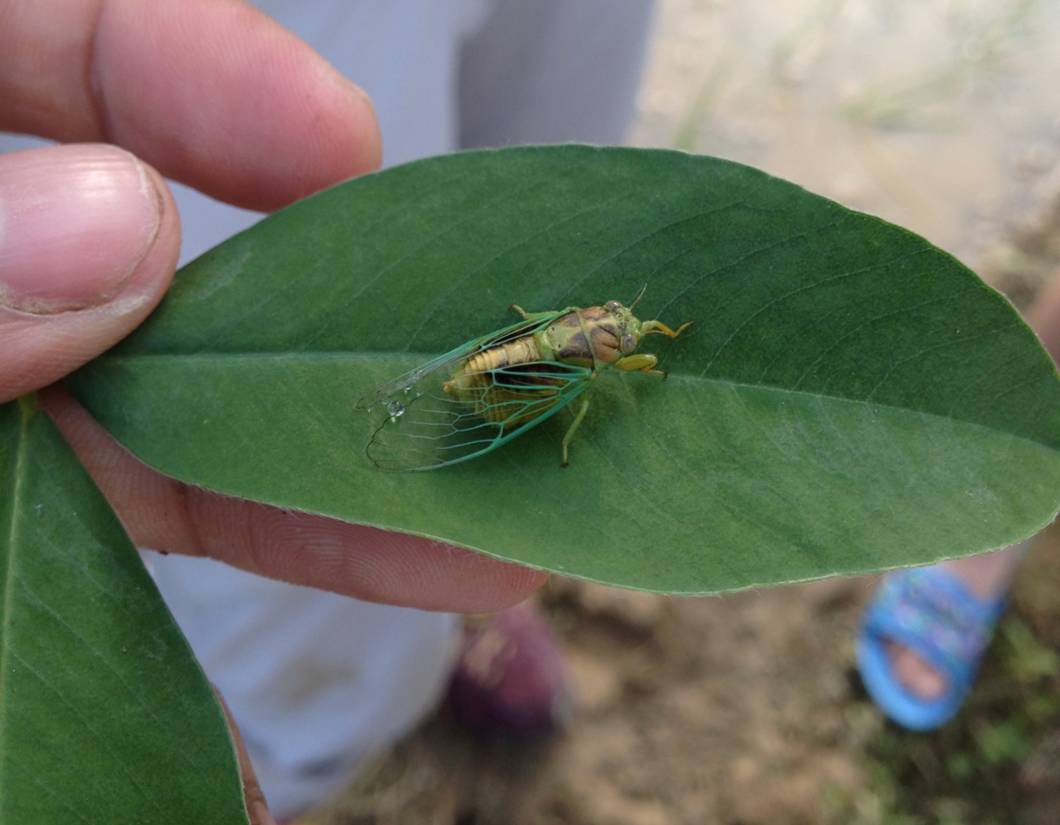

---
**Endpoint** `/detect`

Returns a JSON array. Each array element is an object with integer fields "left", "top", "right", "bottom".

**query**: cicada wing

[
  {"left": 364, "top": 359, "right": 592, "bottom": 471},
  {"left": 358, "top": 313, "right": 590, "bottom": 471}
]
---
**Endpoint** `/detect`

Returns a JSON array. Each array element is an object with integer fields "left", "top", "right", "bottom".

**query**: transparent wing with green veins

[{"left": 358, "top": 312, "right": 593, "bottom": 471}]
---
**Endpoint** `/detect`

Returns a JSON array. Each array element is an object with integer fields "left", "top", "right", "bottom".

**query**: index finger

[{"left": 0, "top": 0, "right": 380, "bottom": 210}]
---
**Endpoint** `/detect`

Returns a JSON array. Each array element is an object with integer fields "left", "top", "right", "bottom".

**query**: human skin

[
  {"left": 0, "top": 1, "right": 546, "bottom": 820},
  {"left": 0, "top": 0, "right": 547, "bottom": 610}
]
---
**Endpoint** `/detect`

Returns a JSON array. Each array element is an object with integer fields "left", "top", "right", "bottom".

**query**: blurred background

[{"left": 298, "top": 2, "right": 1060, "bottom": 823}]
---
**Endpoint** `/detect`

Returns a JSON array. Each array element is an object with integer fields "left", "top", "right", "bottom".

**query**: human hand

[
  {"left": 0, "top": 0, "right": 546, "bottom": 613},
  {"left": 2, "top": 4, "right": 545, "bottom": 821}
]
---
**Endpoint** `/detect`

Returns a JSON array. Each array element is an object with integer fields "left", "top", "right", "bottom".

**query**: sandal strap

[{"left": 864, "top": 567, "right": 1004, "bottom": 683}]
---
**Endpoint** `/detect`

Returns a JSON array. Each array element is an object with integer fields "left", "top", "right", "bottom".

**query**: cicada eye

[
  {"left": 621, "top": 333, "right": 637, "bottom": 354},
  {"left": 605, "top": 300, "right": 622, "bottom": 312}
]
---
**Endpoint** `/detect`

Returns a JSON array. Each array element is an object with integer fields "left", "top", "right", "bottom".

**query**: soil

[
  {"left": 296, "top": 523, "right": 1060, "bottom": 818},
  {"left": 298, "top": 528, "right": 1058, "bottom": 825},
  {"left": 297, "top": 3, "right": 1060, "bottom": 823}
]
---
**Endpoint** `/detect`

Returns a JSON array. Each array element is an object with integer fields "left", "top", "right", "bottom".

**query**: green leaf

[
  {"left": 69, "top": 146, "right": 1060, "bottom": 593},
  {"left": 0, "top": 398, "right": 247, "bottom": 824}
]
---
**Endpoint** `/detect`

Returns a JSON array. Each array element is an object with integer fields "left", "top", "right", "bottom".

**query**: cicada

[{"left": 358, "top": 293, "right": 691, "bottom": 471}]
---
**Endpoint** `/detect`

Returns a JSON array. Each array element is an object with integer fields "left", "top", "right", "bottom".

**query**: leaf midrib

[{"left": 85, "top": 352, "right": 1059, "bottom": 451}]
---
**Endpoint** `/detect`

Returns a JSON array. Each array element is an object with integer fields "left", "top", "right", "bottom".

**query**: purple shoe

[{"left": 448, "top": 601, "right": 574, "bottom": 738}]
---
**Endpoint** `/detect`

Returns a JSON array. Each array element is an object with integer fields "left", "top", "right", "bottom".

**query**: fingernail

[{"left": 0, "top": 144, "right": 162, "bottom": 313}]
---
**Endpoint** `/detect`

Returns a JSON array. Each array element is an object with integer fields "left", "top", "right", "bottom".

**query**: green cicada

[{"left": 358, "top": 293, "right": 691, "bottom": 471}]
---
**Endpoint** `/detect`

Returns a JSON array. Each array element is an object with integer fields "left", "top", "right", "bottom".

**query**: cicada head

[{"left": 603, "top": 299, "right": 643, "bottom": 355}]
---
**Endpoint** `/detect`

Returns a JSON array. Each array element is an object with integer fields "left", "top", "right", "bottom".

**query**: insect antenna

[{"left": 629, "top": 283, "right": 648, "bottom": 310}]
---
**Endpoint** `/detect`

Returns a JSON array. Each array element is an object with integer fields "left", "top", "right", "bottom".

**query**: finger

[
  {"left": 1, "top": 0, "right": 380, "bottom": 210},
  {"left": 214, "top": 690, "right": 277, "bottom": 825},
  {"left": 40, "top": 386, "right": 549, "bottom": 613},
  {"left": 0, "top": 143, "right": 180, "bottom": 402}
]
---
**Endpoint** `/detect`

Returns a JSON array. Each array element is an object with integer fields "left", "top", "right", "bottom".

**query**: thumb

[{"left": 0, "top": 143, "right": 179, "bottom": 402}]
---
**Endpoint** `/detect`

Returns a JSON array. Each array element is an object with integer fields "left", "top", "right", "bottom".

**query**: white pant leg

[
  {"left": 144, "top": 554, "right": 458, "bottom": 819},
  {"left": 458, "top": 0, "right": 656, "bottom": 147}
]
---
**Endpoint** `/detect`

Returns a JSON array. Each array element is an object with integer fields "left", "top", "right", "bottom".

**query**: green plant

[{"left": 4, "top": 146, "right": 1059, "bottom": 823}]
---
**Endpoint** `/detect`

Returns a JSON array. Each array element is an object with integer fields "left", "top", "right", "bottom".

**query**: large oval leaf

[
  {"left": 69, "top": 146, "right": 1060, "bottom": 593},
  {"left": 0, "top": 399, "right": 247, "bottom": 824}
]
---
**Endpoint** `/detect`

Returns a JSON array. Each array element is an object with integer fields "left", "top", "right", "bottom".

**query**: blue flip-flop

[{"left": 857, "top": 566, "right": 1006, "bottom": 731}]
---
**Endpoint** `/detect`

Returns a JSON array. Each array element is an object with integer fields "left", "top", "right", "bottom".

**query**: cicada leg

[
  {"left": 509, "top": 304, "right": 559, "bottom": 323},
  {"left": 614, "top": 352, "right": 667, "bottom": 379},
  {"left": 561, "top": 397, "right": 591, "bottom": 468},
  {"left": 640, "top": 320, "right": 694, "bottom": 339}
]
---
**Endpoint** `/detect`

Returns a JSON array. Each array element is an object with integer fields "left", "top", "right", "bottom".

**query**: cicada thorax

[{"left": 547, "top": 305, "right": 627, "bottom": 368}]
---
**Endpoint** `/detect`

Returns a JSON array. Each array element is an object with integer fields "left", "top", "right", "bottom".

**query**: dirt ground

[
  {"left": 300, "top": 530, "right": 1058, "bottom": 825},
  {"left": 298, "top": 2, "right": 1060, "bottom": 823}
]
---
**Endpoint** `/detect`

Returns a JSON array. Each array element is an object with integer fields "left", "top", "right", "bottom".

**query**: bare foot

[
  {"left": 886, "top": 640, "right": 947, "bottom": 698},
  {"left": 884, "top": 546, "right": 1024, "bottom": 698}
]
